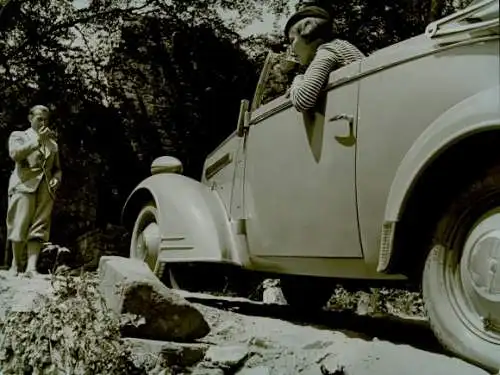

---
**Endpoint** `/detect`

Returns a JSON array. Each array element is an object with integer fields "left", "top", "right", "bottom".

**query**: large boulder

[{"left": 98, "top": 256, "right": 210, "bottom": 341}]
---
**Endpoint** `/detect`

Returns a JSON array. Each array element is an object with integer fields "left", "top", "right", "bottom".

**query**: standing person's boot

[
  {"left": 9, "top": 241, "right": 25, "bottom": 276},
  {"left": 25, "top": 240, "right": 41, "bottom": 278}
]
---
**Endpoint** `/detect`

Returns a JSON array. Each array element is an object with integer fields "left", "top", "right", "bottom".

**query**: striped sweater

[{"left": 289, "top": 39, "right": 365, "bottom": 112}]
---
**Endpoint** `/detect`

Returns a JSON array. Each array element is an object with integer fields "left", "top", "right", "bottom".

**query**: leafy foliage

[
  {"left": 294, "top": 0, "right": 475, "bottom": 54},
  {"left": 0, "top": 273, "right": 146, "bottom": 374},
  {"left": 327, "top": 285, "right": 425, "bottom": 318},
  {"left": 106, "top": 12, "right": 259, "bottom": 177}
]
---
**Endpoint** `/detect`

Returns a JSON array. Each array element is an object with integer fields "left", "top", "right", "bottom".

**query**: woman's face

[{"left": 288, "top": 21, "right": 318, "bottom": 66}]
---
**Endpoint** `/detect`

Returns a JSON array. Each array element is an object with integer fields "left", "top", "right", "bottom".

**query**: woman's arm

[{"left": 289, "top": 48, "right": 338, "bottom": 112}]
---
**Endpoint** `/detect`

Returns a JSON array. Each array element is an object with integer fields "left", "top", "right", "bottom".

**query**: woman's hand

[
  {"left": 291, "top": 74, "right": 304, "bottom": 86},
  {"left": 285, "top": 74, "right": 305, "bottom": 99}
]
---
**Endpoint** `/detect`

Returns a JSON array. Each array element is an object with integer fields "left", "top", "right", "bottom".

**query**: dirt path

[
  {"left": 0, "top": 271, "right": 492, "bottom": 375},
  {"left": 178, "top": 290, "right": 443, "bottom": 354},
  {"left": 184, "top": 294, "right": 491, "bottom": 375}
]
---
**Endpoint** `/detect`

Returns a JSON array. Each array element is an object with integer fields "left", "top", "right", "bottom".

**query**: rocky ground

[{"left": 0, "top": 257, "right": 493, "bottom": 375}]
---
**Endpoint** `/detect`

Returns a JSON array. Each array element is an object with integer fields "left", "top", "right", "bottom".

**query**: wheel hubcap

[
  {"left": 467, "top": 232, "right": 500, "bottom": 299},
  {"left": 460, "top": 209, "right": 500, "bottom": 337},
  {"left": 135, "top": 220, "right": 160, "bottom": 271}
]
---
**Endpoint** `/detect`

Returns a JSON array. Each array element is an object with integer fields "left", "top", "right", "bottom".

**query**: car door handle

[
  {"left": 328, "top": 114, "right": 356, "bottom": 147},
  {"left": 329, "top": 114, "right": 354, "bottom": 125}
]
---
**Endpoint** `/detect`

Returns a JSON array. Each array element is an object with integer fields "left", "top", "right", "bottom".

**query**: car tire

[
  {"left": 130, "top": 203, "right": 259, "bottom": 295},
  {"left": 130, "top": 202, "right": 205, "bottom": 289},
  {"left": 130, "top": 202, "right": 163, "bottom": 277},
  {"left": 423, "top": 166, "right": 500, "bottom": 372}
]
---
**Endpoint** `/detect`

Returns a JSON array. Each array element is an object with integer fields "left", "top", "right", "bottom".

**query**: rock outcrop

[{"left": 98, "top": 256, "right": 210, "bottom": 342}]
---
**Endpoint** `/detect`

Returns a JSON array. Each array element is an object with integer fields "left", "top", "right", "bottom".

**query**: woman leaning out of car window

[{"left": 285, "top": 5, "right": 365, "bottom": 112}]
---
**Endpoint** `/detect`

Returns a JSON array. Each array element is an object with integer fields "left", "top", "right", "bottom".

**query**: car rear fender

[
  {"left": 378, "top": 85, "right": 500, "bottom": 272},
  {"left": 121, "top": 173, "right": 248, "bottom": 266}
]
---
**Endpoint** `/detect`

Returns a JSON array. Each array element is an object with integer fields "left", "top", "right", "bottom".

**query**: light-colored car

[{"left": 122, "top": 0, "right": 500, "bottom": 370}]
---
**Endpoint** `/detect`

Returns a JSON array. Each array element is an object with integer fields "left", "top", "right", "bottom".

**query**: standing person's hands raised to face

[
  {"left": 37, "top": 125, "right": 51, "bottom": 144},
  {"left": 29, "top": 107, "right": 52, "bottom": 145}
]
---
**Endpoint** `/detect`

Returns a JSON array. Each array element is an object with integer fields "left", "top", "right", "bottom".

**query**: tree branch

[
  {"left": 73, "top": 25, "right": 103, "bottom": 86},
  {"left": 4, "top": 1, "right": 155, "bottom": 62}
]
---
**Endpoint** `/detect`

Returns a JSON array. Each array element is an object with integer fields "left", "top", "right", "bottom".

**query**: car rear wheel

[
  {"left": 130, "top": 202, "right": 258, "bottom": 295},
  {"left": 130, "top": 202, "right": 199, "bottom": 289},
  {"left": 130, "top": 202, "right": 162, "bottom": 277},
  {"left": 423, "top": 167, "right": 500, "bottom": 372}
]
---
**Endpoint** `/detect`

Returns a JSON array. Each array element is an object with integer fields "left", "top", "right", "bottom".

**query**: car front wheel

[{"left": 423, "top": 167, "right": 500, "bottom": 372}]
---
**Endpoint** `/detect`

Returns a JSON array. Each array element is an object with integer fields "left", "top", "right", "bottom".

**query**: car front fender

[
  {"left": 122, "top": 173, "right": 247, "bottom": 266},
  {"left": 377, "top": 85, "right": 500, "bottom": 272},
  {"left": 385, "top": 85, "right": 500, "bottom": 222}
]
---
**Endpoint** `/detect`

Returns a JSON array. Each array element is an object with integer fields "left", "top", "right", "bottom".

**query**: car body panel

[
  {"left": 356, "top": 36, "right": 500, "bottom": 269},
  {"left": 202, "top": 134, "right": 240, "bottom": 215},
  {"left": 384, "top": 84, "right": 500, "bottom": 222},
  {"left": 377, "top": 83, "right": 499, "bottom": 270},
  {"left": 247, "top": 254, "right": 407, "bottom": 279},
  {"left": 243, "top": 61, "right": 362, "bottom": 259}
]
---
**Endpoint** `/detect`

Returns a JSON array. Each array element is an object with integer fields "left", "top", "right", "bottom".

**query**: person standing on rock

[{"left": 5, "top": 104, "right": 62, "bottom": 277}]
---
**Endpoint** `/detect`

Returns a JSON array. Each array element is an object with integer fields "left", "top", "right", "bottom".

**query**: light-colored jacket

[{"left": 8, "top": 127, "right": 62, "bottom": 195}]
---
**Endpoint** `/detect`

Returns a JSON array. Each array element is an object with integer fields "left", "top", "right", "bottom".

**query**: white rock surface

[
  {"left": 204, "top": 343, "right": 251, "bottom": 368},
  {"left": 124, "top": 337, "right": 209, "bottom": 369},
  {"left": 236, "top": 366, "right": 272, "bottom": 375},
  {"left": 0, "top": 271, "right": 52, "bottom": 319},
  {"left": 195, "top": 303, "right": 490, "bottom": 375}
]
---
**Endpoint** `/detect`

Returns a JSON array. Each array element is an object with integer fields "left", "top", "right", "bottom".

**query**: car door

[{"left": 243, "top": 62, "right": 363, "bottom": 259}]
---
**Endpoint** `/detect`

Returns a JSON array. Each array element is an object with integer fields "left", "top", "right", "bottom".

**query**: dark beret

[{"left": 284, "top": 5, "right": 331, "bottom": 38}]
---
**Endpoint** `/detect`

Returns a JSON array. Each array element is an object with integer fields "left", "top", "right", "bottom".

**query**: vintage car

[{"left": 122, "top": 0, "right": 500, "bottom": 370}]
